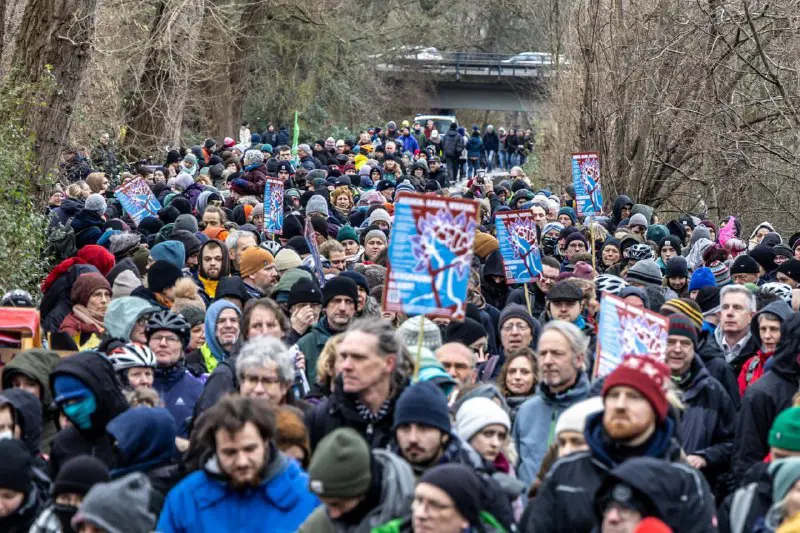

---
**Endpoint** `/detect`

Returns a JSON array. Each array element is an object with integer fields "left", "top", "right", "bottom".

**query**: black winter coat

[
  {"left": 48, "top": 351, "right": 129, "bottom": 477},
  {"left": 733, "top": 312, "right": 800, "bottom": 482},
  {"left": 697, "top": 331, "right": 740, "bottom": 409},
  {"left": 70, "top": 209, "right": 105, "bottom": 249},
  {"left": 40, "top": 264, "right": 100, "bottom": 333},
  {"left": 306, "top": 375, "right": 408, "bottom": 451},
  {"left": 482, "top": 131, "right": 500, "bottom": 152}
]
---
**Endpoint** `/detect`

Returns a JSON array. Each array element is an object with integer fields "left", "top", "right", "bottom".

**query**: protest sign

[
  {"left": 572, "top": 152, "right": 603, "bottom": 217},
  {"left": 595, "top": 293, "right": 669, "bottom": 378},
  {"left": 263, "top": 178, "right": 284, "bottom": 235},
  {"left": 495, "top": 210, "right": 543, "bottom": 284},
  {"left": 114, "top": 177, "right": 162, "bottom": 226},
  {"left": 383, "top": 192, "right": 479, "bottom": 319},
  {"left": 304, "top": 217, "right": 326, "bottom": 287}
]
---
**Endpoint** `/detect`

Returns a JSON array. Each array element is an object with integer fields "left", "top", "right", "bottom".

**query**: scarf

[
  {"left": 354, "top": 397, "right": 391, "bottom": 422},
  {"left": 199, "top": 276, "right": 219, "bottom": 298},
  {"left": 155, "top": 292, "right": 173, "bottom": 309},
  {"left": 71, "top": 304, "right": 105, "bottom": 333}
]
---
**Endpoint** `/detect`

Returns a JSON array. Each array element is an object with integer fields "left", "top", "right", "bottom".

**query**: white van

[{"left": 413, "top": 114, "right": 457, "bottom": 133}]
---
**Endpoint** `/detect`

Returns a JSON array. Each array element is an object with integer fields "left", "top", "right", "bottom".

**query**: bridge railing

[{"left": 375, "top": 51, "right": 565, "bottom": 79}]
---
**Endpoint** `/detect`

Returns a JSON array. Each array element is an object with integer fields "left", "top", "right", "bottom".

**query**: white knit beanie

[
  {"left": 455, "top": 397, "right": 511, "bottom": 443},
  {"left": 553, "top": 396, "right": 604, "bottom": 437}
]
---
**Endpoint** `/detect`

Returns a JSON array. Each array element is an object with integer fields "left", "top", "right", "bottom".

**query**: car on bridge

[
  {"left": 502, "top": 52, "right": 553, "bottom": 66},
  {"left": 370, "top": 46, "right": 443, "bottom": 61},
  {"left": 414, "top": 114, "right": 457, "bottom": 133}
]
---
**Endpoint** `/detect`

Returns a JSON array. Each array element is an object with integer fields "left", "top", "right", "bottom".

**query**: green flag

[{"left": 291, "top": 110, "right": 299, "bottom": 166}]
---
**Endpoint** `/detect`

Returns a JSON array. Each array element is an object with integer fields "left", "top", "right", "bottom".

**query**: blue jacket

[
  {"left": 398, "top": 134, "right": 419, "bottom": 154},
  {"left": 153, "top": 362, "right": 204, "bottom": 437},
  {"left": 512, "top": 371, "right": 590, "bottom": 485},
  {"left": 157, "top": 448, "right": 319, "bottom": 533},
  {"left": 466, "top": 135, "right": 483, "bottom": 158}
]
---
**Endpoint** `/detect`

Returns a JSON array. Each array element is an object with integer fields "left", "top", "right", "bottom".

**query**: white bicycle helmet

[
  {"left": 260, "top": 240, "right": 281, "bottom": 256},
  {"left": 760, "top": 282, "right": 793, "bottom": 304},
  {"left": 628, "top": 243, "right": 655, "bottom": 262},
  {"left": 109, "top": 343, "right": 157, "bottom": 372},
  {"left": 595, "top": 274, "right": 628, "bottom": 295}
]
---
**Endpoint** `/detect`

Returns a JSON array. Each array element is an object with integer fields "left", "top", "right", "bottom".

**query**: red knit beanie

[{"left": 602, "top": 355, "right": 670, "bottom": 423}]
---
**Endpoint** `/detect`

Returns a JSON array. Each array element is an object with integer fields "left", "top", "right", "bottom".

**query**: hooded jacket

[
  {"left": 733, "top": 313, "right": 800, "bottom": 482},
  {"left": 186, "top": 299, "right": 241, "bottom": 376},
  {"left": 196, "top": 239, "right": 231, "bottom": 299},
  {"left": 480, "top": 250, "right": 509, "bottom": 310},
  {"left": 0, "top": 389, "right": 42, "bottom": 455},
  {"left": 738, "top": 299, "right": 793, "bottom": 394},
  {"left": 70, "top": 208, "right": 105, "bottom": 249},
  {"left": 157, "top": 444, "right": 319, "bottom": 533},
  {"left": 49, "top": 196, "right": 83, "bottom": 227},
  {"left": 513, "top": 371, "right": 591, "bottom": 485},
  {"left": 611, "top": 194, "right": 633, "bottom": 229},
  {"left": 1, "top": 348, "right": 61, "bottom": 453},
  {"left": 103, "top": 296, "right": 160, "bottom": 342},
  {"left": 106, "top": 407, "right": 181, "bottom": 514},
  {"left": 297, "top": 449, "right": 415, "bottom": 533},
  {"left": 41, "top": 263, "right": 100, "bottom": 333},
  {"left": 48, "top": 351, "right": 129, "bottom": 477},
  {"left": 521, "top": 412, "right": 682, "bottom": 533},
  {"left": 593, "top": 457, "right": 717, "bottom": 533}
]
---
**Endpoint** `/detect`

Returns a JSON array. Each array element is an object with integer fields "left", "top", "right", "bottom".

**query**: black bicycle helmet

[{"left": 145, "top": 310, "right": 191, "bottom": 348}]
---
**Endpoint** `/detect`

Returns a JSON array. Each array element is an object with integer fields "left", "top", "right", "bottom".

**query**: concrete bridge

[{"left": 376, "top": 51, "right": 564, "bottom": 112}]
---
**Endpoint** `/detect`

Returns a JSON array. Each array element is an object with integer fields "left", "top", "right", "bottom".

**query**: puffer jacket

[
  {"left": 153, "top": 361, "right": 204, "bottom": 437},
  {"left": 70, "top": 208, "right": 105, "bottom": 249},
  {"left": 157, "top": 445, "right": 319, "bottom": 533},
  {"left": 297, "top": 449, "right": 415, "bottom": 533},
  {"left": 513, "top": 372, "right": 591, "bottom": 485}
]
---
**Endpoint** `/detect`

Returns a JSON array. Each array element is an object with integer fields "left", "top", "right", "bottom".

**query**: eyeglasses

[
  {"left": 413, "top": 495, "right": 455, "bottom": 514},
  {"left": 151, "top": 334, "right": 181, "bottom": 344},
  {"left": 501, "top": 322, "right": 531, "bottom": 333}
]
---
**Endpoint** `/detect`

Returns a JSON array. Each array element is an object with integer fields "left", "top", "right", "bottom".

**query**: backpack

[{"left": 45, "top": 218, "right": 77, "bottom": 262}]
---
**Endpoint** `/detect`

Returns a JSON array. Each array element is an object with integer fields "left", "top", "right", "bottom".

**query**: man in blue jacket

[{"left": 158, "top": 395, "right": 319, "bottom": 532}]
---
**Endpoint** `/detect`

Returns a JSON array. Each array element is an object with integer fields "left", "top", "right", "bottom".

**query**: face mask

[
  {"left": 542, "top": 236, "right": 558, "bottom": 255},
  {"left": 53, "top": 503, "right": 78, "bottom": 533},
  {"left": 0, "top": 429, "right": 12, "bottom": 441},
  {"left": 62, "top": 395, "right": 97, "bottom": 430}
]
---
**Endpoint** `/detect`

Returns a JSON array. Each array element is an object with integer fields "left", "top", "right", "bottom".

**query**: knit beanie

[
  {"left": 174, "top": 214, "right": 199, "bottom": 234},
  {"left": 287, "top": 277, "right": 323, "bottom": 309},
  {"left": 243, "top": 149, "right": 264, "bottom": 166},
  {"left": 554, "top": 396, "right": 604, "bottom": 437},
  {"left": 0, "top": 439, "right": 32, "bottom": 494},
  {"left": 109, "top": 232, "right": 140, "bottom": 257},
  {"left": 72, "top": 472, "right": 155, "bottom": 533},
  {"left": 625, "top": 260, "right": 663, "bottom": 288},
  {"left": 71, "top": 272, "right": 111, "bottom": 306},
  {"left": 770, "top": 457, "right": 800, "bottom": 504},
  {"left": 730, "top": 255, "right": 760, "bottom": 275},
  {"left": 393, "top": 381, "right": 451, "bottom": 434},
  {"left": 147, "top": 260, "right": 183, "bottom": 294},
  {"left": 778, "top": 260, "right": 800, "bottom": 284},
  {"left": 708, "top": 261, "right": 731, "bottom": 287},
  {"left": 750, "top": 244, "right": 777, "bottom": 273},
  {"left": 564, "top": 232, "right": 588, "bottom": 248},
  {"left": 369, "top": 208, "right": 392, "bottom": 227},
  {"left": 543, "top": 222, "right": 565, "bottom": 238},
  {"left": 322, "top": 276, "right": 359, "bottom": 307},
  {"left": 498, "top": 304, "right": 537, "bottom": 331},
  {"left": 396, "top": 315, "right": 443, "bottom": 351},
  {"left": 445, "top": 318, "right": 487, "bottom": 347},
  {"left": 658, "top": 236, "right": 682, "bottom": 256},
  {"left": 774, "top": 244, "right": 794, "bottom": 261},
  {"left": 337, "top": 225, "right": 358, "bottom": 244},
  {"left": 688, "top": 267, "right": 716, "bottom": 292},
  {"left": 629, "top": 213, "right": 649, "bottom": 229},
  {"left": 287, "top": 236, "right": 310, "bottom": 256},
  {"left": 695, "top": 286, "right": 721, "bottom": 314},
  {"left": 455, "top": 397, "right": 511, "bottom": 443},
  {"left": 308, "top": 428, "right": 371, "bottom": 498},
  {"left": 546, "top": 281, "right": 584, "bottom": 302},
  {"left": 473, "top": 232, "right": 500, "bottom": 260},
  {"left": 150, "top": 240, "right": 185, "bottom": 269},
  {"left": 419, "top": 464, "right": 482, "bottom": 526},
  {"left": 239, "top": 247, "right": 274, "bottom": 278},
  {"left": 557, "top": 206, "right": 577, "bottom": 224},
  {"left": 664, "top": 256, "right": 689, "bottom": 279},
  {"left": 274, "top": 248, "right": 302, "bottom": 273},
  {"left": 53, "top": 455, "right": 110, "bottom": 498},
  {"left": 306, "top": 195, "right": 329, "bottom": 218},
  {"left": 647, "top": 225, "right": 670, "bottom": 246},
  {"left": 667, "top": 313, "right": 698, "bottom": 346},
  {"left": 364, "top": 229, "right": 388, "bottom": 245},
  {"left": 177, "top": 305, "right": 206, "bottom": 327},
  {"left": 112, "top": 270, "right": 142, "bottom": 299},
  {"left": 770, "top": 407, "right": 800, "bottom": 452},
  {"left": 85, "top": 194, "right": 107, "bottom": 215},
  {"left": 602, "top": 355, "right": 670, "bottom": 423},
  {"left": 661, "top": 299, "right": 703, "bottom": 330}
]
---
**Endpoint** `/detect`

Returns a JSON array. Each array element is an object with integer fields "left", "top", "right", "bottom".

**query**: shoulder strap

[{"left": 729, "top": 482, "right": 758, "bottom": 533}]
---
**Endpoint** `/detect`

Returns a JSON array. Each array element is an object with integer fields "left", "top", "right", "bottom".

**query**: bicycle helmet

[
  {"left": 760, "top": 282, "right": 793, "bottom": 304},
  {"left": 595, "top": 274, "right": 628, "bottom": 296},
  {"left": 260, "top": 240, "right": 281, "bottom": 256},
  {"left": 627, "top": 243, "right": 655, "bottom": 262},
  {"left": 109, "top": 343, "right": 157, "bottom": 372},
  {"left": 145, "top": 310, "right": 191, "bottom": 347}
]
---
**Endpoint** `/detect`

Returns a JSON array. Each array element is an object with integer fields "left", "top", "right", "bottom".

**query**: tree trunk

[
  {"left": 123, "top": 0, "right": 204, "bottom": 158},
  {"left": 10, "top": 0, "right": 98, "bottom": 191}
]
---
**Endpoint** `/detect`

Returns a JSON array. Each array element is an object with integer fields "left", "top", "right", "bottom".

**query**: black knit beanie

[{"left": 53, "top": 455, "right": 110, "bottom": 498}]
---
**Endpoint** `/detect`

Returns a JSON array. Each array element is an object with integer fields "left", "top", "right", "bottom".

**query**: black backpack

[{"left": 45, "top": 218, "right": 77, "bottom": 262}]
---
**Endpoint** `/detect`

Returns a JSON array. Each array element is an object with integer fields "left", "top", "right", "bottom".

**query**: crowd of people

[{"left": 4, "top": 119, "right": 800, "bottom": 532}]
